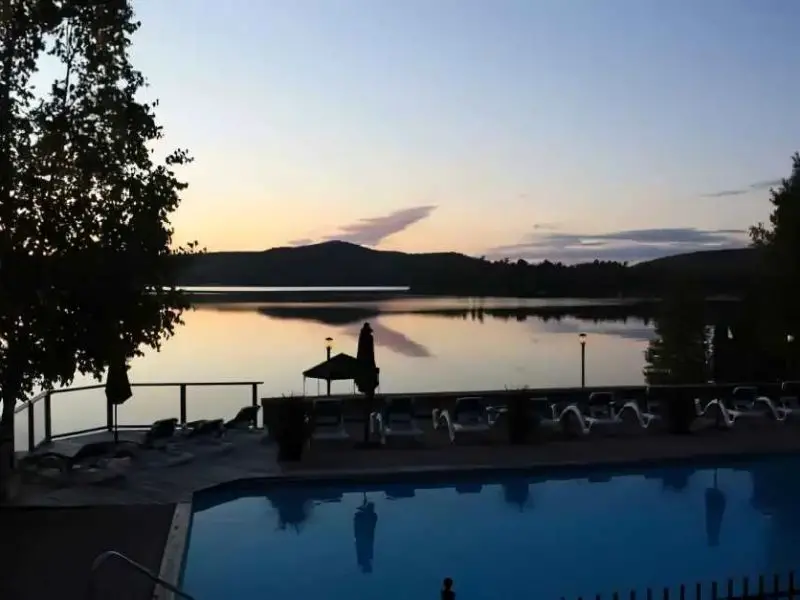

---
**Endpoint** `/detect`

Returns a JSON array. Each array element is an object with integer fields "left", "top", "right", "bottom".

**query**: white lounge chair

[
  {"left": 371, "top": 397, "right": 424, "bottom": 444},
  {"left": 561, "top": 392, "right": 657, "bottom": 435},
  {"left": 433, "top": 396, "right": 493, "bottom": 443},
  {"left": 696, "top": 397, "right": 745, "bottom": 428},
  {"left": 311, "top": 398, "right": 350, "bottom": 441},
  {"left": 778, "top": 381, "right": 800, "bottom": 415},
  {"left": 529, "top": 397, "right": 563, "bottom": 429}
]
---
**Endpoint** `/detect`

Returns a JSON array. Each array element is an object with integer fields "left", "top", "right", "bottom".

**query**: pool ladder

[{"left": 87, "top": 550, "right": 195, "bottom": 600}]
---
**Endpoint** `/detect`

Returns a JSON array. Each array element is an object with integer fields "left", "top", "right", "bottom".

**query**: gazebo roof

[{"left": 302, "top": 353, "right": 363, "bottom": 381}]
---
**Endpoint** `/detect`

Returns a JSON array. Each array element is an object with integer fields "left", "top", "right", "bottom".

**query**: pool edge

[
  {"left": 155, "top": 501, "right": 192, "bottom": 600},
  {"left": 192, "top": 448, "right": 800, "bottom": 498}
]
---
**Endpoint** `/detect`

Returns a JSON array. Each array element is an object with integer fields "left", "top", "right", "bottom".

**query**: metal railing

[
  {"left": 14, "top": 380, "right": 262, "bottom": 453},
  {"left": 87, "top": 550, "right": 194, "bottom": 600},
  {"left": 562, "top": 570, "right": 799, "bottom": 600}
]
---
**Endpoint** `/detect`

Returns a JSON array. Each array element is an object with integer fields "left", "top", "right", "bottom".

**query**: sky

[{"left": 114, "top": 0, "right": 800, "bottom": 263}]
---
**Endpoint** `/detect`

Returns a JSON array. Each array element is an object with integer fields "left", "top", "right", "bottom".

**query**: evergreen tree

[{"left": 644, "top": 288, "right": 709, "bottom": 385}]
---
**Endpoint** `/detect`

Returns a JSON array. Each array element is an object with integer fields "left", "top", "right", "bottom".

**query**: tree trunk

[{"left": 0, "top": 386, "right": 18, "bottom": 502}]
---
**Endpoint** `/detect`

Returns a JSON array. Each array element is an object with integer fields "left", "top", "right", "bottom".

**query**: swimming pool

[{"left": 181, "top": 455, "right": 800, "bottom": 600}]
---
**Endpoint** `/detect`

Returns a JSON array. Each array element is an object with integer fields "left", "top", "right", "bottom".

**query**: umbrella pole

[
  {"left": 114, "top": 404, "right": 119, "bottom": 444},
  {"left": 362, "top": 391, "right": 373, "bottom": 444}
]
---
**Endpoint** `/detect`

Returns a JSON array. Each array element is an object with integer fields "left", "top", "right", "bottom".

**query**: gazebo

[{"left": 302, "top": 352, "right": 364, "bottom": 396}]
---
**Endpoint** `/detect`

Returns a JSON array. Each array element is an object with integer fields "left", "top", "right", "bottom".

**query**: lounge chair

[
  {"left": 372, "top": 397, "right": 423, "bottom": 444},
  {"left": 560, "top": 392, "right": 656, "bottom": 435},
  {"left": 695, "top": 398, "right": 740, "bottom": 428},
  {"left": 183, "top": 419, "right": 226, "bottom": 438},
  {"left": 778, "top": 381, "right": 800, "bottom": 414},
  {"left": 703, "top": 388, "right": 786, "bottom": 425},
  {"left": 20, "top": 440, "right": 132, "bottom": 482},
  {"left": 311, "top": 398, "right": 349, "bottom": 441},
  {"left": 529, "top": 397, "right": 563, "bottom": 429},
  {"left": 139, "top": 417, "right": 180, "bottom": 447},
  {"left": 225, "top": 405, "right": 261, "bottom": 430},
  {"left": 181, "top": 405, "right": 263, "bottom": 440},
  {"left": 433, "top": 396, "right": 494, "bottom": 443},
  {"left": 734, "top": 386, "right": 790, "bottom": 420}
]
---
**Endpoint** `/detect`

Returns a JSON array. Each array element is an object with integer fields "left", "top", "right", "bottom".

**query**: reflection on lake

[{"left": 19, "top": 298, "right": 657, "bottom": 442}]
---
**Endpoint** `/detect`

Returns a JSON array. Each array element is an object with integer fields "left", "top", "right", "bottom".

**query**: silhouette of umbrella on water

[
  {"left": 355, "top": 323, "right": 380, "bottom": 445},
  {"left": 354, "top": 493, "right": 378, "bottom": 573},
  {"left": 705, "top": 469, "right": 727, "bottom": 547}
]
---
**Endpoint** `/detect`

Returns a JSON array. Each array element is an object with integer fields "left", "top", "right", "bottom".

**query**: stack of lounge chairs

[{"left": 20, "top": 404, "right": 262, "bottom": 484}]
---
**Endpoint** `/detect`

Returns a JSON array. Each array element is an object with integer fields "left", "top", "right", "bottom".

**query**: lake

[{"left": 14, "top": 296, "right": 656, "bottom": 448}]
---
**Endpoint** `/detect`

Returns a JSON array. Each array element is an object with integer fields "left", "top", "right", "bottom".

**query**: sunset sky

[{"left": 122, "top": 0, "right": 799, "bottom": 262}]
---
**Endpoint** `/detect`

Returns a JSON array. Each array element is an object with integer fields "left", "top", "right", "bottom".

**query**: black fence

[{"left": 564, "top": 571, "right": 799, "bottom": 600}]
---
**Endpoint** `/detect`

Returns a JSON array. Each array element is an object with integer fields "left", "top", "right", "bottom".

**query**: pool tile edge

[
  {"left": 193, "top": 447, "right": 800, "bottom": 497},
  {"left": 155, "top": 501, "right": 192, "bottom": 600}
]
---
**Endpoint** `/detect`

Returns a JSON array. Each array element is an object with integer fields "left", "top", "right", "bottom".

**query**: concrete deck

[
  {"left": 0, "top": 503, "right": 175, "bottom": 600},
  {"left": 12, "top": 417, "right": 800, "bottom": 507}
]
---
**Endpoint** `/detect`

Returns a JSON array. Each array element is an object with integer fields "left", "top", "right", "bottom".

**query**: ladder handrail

[{"left": 87, "top": 550, "right": 195, "bottom": 600}]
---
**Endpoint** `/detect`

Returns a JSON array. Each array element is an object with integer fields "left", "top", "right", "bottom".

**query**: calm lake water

[{"left": 14, "top": 296, "right": 656, "bottom": 448}]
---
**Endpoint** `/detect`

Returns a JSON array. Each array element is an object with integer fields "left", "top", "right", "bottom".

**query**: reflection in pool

[{"left": 182, "top": 455, "right": 800, "bottom": 600}]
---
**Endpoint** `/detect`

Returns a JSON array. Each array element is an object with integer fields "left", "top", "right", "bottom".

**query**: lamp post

[
  {"left": 579, "top": 333, "right": 587, "bottom": 388},
  {"left": 325, "top": 337, "right": 333, "bottom": 396},
  {"left": 787, "top": 334, "right": 794, "bottom": 381}
]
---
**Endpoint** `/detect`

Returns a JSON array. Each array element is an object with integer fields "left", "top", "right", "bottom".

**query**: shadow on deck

[{"left": 0, "top": 503, "right": 175, "bottom": 600}]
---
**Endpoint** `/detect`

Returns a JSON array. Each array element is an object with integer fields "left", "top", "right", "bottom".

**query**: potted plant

[
  {"left": 655, "top": 387, "right": 696, "bottom": 434},
  {"left": 506, "top": 393, "right": 538, "bottom": 444},
  {"left": 274, "top": 396, "right": 309, "bottom": 461}
]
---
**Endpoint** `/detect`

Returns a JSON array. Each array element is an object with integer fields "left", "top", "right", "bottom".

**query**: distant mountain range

[{"left": 172, "top": 241, "right": 757, "bottom": 297}]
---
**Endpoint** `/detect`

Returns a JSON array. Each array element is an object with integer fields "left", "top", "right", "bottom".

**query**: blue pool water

[{"left": 182, "top": 455, "right": 800, "bottom": 600}]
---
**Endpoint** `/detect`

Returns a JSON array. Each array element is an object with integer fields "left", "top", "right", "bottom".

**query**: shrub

[
  {"left": 657, "top": 388, "right": 696, "bottom": 434},
  {"left": 506, "top": 394, "right": 538, "bottom": 444},
  {"left": 274, "top": 397, "right": 309, "bottom": 461}
]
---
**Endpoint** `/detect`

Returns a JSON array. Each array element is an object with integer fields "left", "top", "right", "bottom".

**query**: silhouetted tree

[
  {"left": 750, "top": 153, "right": 800, "bottom": 376},
  {"left": 643, "top": 287, "right": 709, "bottom": 385},
  {"left": 0, "top": 1, "right": 198, "bottom": 493}
]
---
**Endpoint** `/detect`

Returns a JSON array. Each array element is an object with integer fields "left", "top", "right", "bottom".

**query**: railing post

[
  {"left": 27, "top": 402, "right": 35, "bottom": 451},
  {"left": 179, "top": 384, "right": 187, "bottom": 425},
  {"left": 43, "top": 392, "right": 52, "bottom": 443}
]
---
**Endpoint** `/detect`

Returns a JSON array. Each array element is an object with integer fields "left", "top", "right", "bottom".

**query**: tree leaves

[{"left": 0, "top": 0, "right": 199, "bottom": 415}]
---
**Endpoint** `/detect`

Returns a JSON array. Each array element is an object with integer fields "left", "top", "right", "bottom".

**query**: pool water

[{"left": 182, "top": 455, "right": 800, "bottom": 600}]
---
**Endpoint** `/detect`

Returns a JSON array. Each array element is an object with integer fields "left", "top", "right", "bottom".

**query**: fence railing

[
  {"left": 563, "top": 571, "right": 798, "bottom": 600},
  {"left": 13, "top": 380, "right": 262, "bottom": 453}
]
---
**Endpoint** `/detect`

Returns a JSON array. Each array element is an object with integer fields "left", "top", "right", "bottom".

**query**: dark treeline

[
  {"left": 645, "top": 154, "right": 800, "bottom": 384},
  {"left": 173, "top": 242, "right": 757, "bottom": 298},
  {"left": 645, "top": 290, "right": 799, "bottom": 385}
]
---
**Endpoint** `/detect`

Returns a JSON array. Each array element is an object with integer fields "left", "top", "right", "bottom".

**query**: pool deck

[{"left": 8, "top": 420, "right": 800, "bottom": 599}]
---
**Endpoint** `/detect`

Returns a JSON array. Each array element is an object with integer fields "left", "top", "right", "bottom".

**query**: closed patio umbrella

[
  {"left": 105, "top": 346, "right": 132, "bottom": 444},
  {"left": 705, "top": 469, "right": 727, "bottom": 547},
  {"left": 355, "top": 323, "right": 379, "bottom": 445}
]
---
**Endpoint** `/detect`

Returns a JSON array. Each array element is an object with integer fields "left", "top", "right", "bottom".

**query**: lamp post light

[
  {"left": 325, "top": 337, "right": 333, "bottom": 396},
  {"left": 579, "top": 333, "right": 587, "bottom": 388}
]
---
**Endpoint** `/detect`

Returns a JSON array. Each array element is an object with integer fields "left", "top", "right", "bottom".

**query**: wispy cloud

[
  {"left": 295, "top": 205, "right": 437, "bottom": 248},
  {"left": 486, "top": 227, "right": 749, "bottom": 264},
  {"left": 702, "top": 178, "right": 782, "bottom": 198}
]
